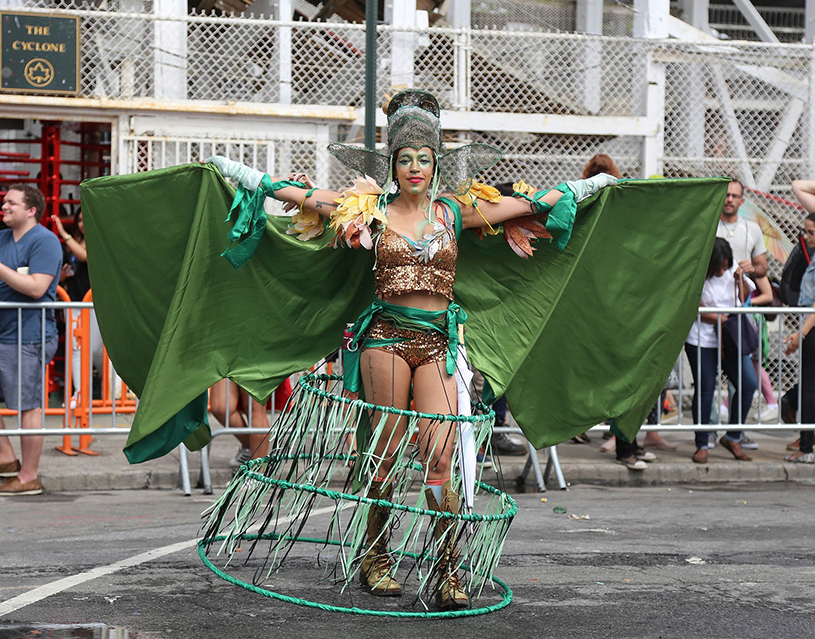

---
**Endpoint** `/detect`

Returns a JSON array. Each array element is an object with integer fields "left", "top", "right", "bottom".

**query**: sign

[{"left": 0, "top": 12, "right": 79, "bottom": 95}]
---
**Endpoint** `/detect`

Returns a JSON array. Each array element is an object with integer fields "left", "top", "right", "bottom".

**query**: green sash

[{"left": 342, "top": 298, "right": 468, "bottom": 392}]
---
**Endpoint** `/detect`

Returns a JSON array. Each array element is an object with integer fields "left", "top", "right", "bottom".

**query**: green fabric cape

[{"left": 80, "top": 164, "right": 727, "bottom": 463}]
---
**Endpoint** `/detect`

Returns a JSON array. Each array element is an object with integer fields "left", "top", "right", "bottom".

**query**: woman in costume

[{"left": 206, "top": 90, "right": 616, "bottom": 609}]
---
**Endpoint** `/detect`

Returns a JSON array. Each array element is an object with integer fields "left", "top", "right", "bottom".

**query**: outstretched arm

[
  {"left": 458, "top": 173, "right": 617, "bottom": 229},
  {"left": 792, "top": 180, "right": 815, "bottom": 213},
  {"left": 459, "top": 188, "right": 559, "bottom": 229},
  {"left": 206, "top": 156, "right": 340, "bottom": 216}
]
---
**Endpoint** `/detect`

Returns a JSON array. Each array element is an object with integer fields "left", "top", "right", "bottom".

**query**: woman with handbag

[{"left": 685, "top": 237, "right": 758, "bottom": 463}]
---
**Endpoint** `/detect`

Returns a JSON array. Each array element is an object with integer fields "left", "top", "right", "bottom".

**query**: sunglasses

[{"left": 803, "top": 229, "right": 815, "bottom": 236}]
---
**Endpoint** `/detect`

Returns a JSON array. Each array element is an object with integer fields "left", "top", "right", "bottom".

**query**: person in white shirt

[
  {"left": 716, "top": 179, "right": 768, "bottom": 278},
  {"left": 685, "top": 238, "right": 758, "bottom": 464}
]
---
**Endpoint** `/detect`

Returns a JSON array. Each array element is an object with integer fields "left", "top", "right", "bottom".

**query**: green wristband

[{"left": 261, "top": 174, "right": 308, "bottom": 201}]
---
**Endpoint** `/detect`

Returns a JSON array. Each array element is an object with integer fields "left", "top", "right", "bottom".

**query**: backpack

[{"left": 780, "top": 238, "right": 812, "bottom": 306}]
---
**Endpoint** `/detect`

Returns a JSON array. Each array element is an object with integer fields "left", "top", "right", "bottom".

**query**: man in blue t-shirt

[{"left": 0, "top": 184, "right": 62, "bottom": 495}]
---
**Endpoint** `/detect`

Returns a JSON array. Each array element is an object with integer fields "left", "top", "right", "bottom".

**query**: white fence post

[
  {"left": 576, "top": 0, "right": 603, "bottom": 115},
  {"left": 153, "top": 0, "right": 187, "bottom": 100},
  {"left": 634, "top": 0, "right": 667, "bottom": 178},
  {"left": 275, "top": 0, "right": 293, "bottom": 104},
  {"left": 386, "top": 0, "right": 418, "bottom": 90}
]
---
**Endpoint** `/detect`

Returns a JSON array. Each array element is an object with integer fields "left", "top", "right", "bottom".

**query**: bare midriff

[{"left": 379, "top": 290, "right": 450, "bottom": 312}]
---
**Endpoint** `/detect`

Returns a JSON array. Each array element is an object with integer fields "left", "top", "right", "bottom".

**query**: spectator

[
  {"left": 581, "top": 153, "right": 622, "bottom": 180},
  {"left": 209, "top": 379, "right": 271, "bottom": 468},
  {"left": 685, "top": 237, "right": 757, "bottom": 464},
  {"left": 0, "top": 184, "right": 62, "bottom": 495},
  {"left": 781, "top": 181, "right": 815, "bottom": 463},
  {"left": 717, "top": 179, "right": 768, "bottom": 277},
  {"left": 52, "top": 209, "right": 116, "bottom": 406},
  {"left": 779, "top": 208, "right": 815, "bottom": 450},
  {"left": 717, "top": 274, "right": 778, "bottom": 435}
]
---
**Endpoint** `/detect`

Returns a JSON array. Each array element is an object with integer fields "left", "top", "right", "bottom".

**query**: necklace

[{"left": 720, "top": 219, "right": 738, "bottom": 238}]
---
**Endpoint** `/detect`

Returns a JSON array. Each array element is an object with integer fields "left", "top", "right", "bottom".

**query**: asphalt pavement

[{"left": 3, "top": 485, "right": 815, "bottom": 638}]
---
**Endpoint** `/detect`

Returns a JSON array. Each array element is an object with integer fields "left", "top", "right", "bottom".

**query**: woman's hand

[
  {"left": 562, "top": 172, "right": 617, "bottom": 202},
  {"left": 700, "top": 312, "right": 728, "bottom": 325},
  {"left": 51, "top": 215, "right": 66, "bottom": 238},
  {"left": 282, "top": 173, "right": 317, "bottom": 213},
  {"left": 59, "top": 262, "right": 73, "bottom": 282},
  {"left": 785, "top": 331, "right": 801, "bottom": 355},
  {"left": 289, "top": 172, "right": 315, "bottom": 189}
]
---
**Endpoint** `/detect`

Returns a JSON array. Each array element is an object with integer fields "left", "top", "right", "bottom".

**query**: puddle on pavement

[{"left": 0, "top": 623, "right": 131, "bottom": 638}]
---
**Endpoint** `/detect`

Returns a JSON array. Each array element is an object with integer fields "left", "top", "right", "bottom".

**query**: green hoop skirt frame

[{"left": 200, "top": 373, "right": 517, "bottom": 615}]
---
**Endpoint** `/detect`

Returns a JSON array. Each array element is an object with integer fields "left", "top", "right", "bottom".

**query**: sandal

[
  {"left": 785, "top": 452, "right": 815, "bottom": 463},
  {"left": 718, "top": 436, "right": 752, "bottom": 461}
]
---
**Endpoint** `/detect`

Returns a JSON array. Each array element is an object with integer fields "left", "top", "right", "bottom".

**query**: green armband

[
  {"left": 512, "top": 185, "right": 577, "bottom": 251},
  {"left": 260, "top": 174, "right": 308, "bottom": 200}
]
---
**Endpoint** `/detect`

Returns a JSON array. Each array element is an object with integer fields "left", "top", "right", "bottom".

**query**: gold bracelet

[{"left": 63, "top": 234, "right": 71, "bottom": 241}]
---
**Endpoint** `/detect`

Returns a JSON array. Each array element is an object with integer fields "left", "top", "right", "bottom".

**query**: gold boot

[
  {"left": 359, "top": 482, "right": 402, "bottom": 596},
  {"left": 425, "top": 481, "right": 470, "bottom": 609}
]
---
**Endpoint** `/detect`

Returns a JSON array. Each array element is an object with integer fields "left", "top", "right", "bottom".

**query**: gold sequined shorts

[{"left": 364, "top": 318, "right": 448, "bottom": 370}]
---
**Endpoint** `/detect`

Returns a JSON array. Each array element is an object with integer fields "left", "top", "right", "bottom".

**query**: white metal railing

[
  {"left": 591, "top": 305, "right": 815, "bottom": 434},
  {"left": 1, "top": 303, "right": 813, "bottom": 441}
]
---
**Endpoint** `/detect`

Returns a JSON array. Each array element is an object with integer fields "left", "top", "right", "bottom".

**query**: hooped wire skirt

[{"left": 199, "top": 373, "right": 517, "bottom": 616}]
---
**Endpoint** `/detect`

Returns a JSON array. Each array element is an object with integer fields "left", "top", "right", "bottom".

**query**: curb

[{"left": 33, "top": 462, "right": 815, "bottom": 493}]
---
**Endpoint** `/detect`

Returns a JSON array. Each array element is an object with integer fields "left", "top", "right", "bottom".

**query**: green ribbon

[
  {"left": 512, "top": 184, "right": 577, "bottom": 251},
  {"left": 343, "top": 298, "right": 468, "bottom": 392},
  {"left": 221, "top": 174, "right": 307, "bottom": 269}
]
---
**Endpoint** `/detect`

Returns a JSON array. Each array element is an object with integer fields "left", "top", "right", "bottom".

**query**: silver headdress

[{"left": 328, "top": 89, "right": 502, "bottom": 195}]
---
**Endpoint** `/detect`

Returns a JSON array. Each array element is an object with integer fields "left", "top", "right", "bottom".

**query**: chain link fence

[
  {"left": 5, "top": 4, "right": 812, "bottom": 189},
  {"left": 9, "top": 0, "right": 815, "bottom": 397}
]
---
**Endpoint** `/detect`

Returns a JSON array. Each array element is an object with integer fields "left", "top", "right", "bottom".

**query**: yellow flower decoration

[
  {"left": 330, "top": 175, "right": 387, "bottom": 234},
  {"left": 286, "top": 209, "right": 323, "bottom": 241},
  {"left": 453, "top": 180, "right": 503, "bottom": 207},
  {"left": 512, "top": 180, "right": 537, "bottom": 197},
  {"left": 453, "top": 180, "right": 503, "bottom": 235}
]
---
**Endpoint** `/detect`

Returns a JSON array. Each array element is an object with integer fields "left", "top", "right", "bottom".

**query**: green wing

[
  {"left": 81, "top": 164, "right": 373, "bottom": 463},
  {"left": 456, "top": 178, "right": 727, "bottom": 446}
]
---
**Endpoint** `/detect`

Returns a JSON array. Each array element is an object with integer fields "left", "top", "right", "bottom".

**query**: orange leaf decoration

[{"left": 503, "top": 216, "right": 551, "bottom": 258}]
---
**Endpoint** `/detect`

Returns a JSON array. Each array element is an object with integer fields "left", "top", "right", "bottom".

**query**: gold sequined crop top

[{"left": 374, "top": 227, "right": 458, "bottom": 301}]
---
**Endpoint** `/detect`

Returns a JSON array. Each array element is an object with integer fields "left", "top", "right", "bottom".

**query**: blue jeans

[{"left": 684, "top": 343, "right": 757, "bottom": 450}]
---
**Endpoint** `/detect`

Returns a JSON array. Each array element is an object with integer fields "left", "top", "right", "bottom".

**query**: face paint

[{"left": 396, "top": 147, "right": 434, "bottom": 195}]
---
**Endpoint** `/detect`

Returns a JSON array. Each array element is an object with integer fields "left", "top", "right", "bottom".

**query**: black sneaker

[{"left": 491, "top": 432, "right": 527, "bottom": 456}]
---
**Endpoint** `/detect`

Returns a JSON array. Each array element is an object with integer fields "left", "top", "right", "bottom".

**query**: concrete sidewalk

[{"left": 5, "top": 419, "right": 812, "bottom": 494}]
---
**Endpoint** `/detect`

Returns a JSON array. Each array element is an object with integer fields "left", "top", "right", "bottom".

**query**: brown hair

[
  {"left": 729, "top": 178, "right": 744, "bottom": 197},
  {"left": 581, "top": 154, "right": 621, "bottom": 180},
  {"left": 7, "top": 183, "right": 46, "bottom": 222}
]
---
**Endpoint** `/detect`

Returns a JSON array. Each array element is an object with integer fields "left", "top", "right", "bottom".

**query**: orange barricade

[
  {"left": 62, "top": 289, "right": 137, "bottom": 455},
  {"left": 53, "top": 285, "right": 78, "bottom": 455}
]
